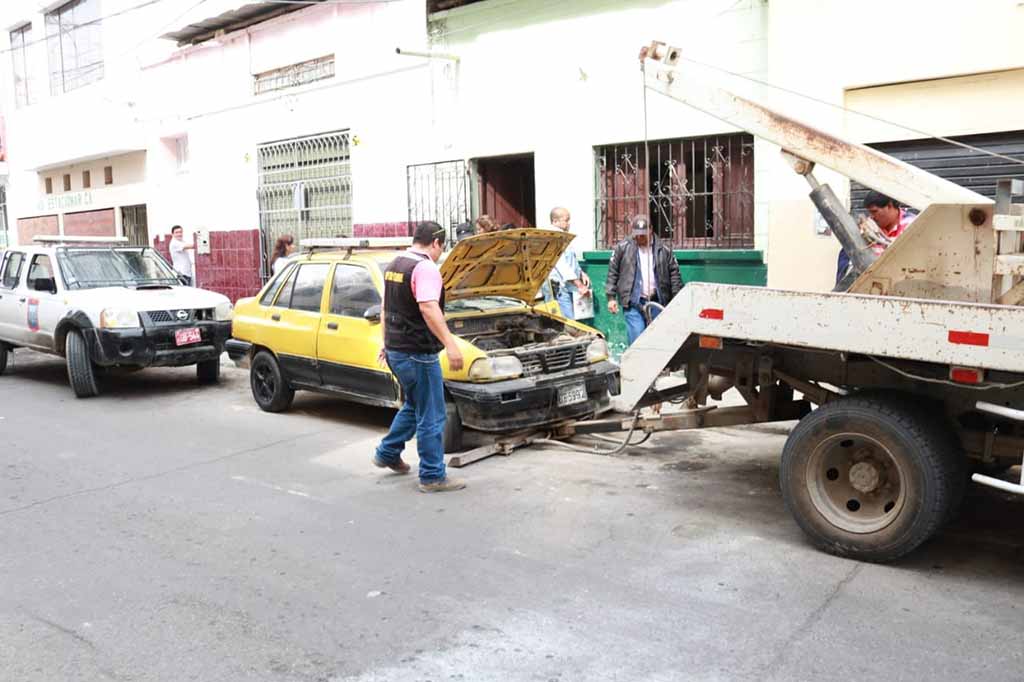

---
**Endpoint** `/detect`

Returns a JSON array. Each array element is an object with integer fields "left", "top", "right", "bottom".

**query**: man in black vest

[{"left": 374, "top": 222, "right": 466, "bottom": 492}]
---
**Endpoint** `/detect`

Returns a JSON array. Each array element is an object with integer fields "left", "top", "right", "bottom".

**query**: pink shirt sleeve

[{"left": 410, "top": 259, "right": 443, "bottom": 303}]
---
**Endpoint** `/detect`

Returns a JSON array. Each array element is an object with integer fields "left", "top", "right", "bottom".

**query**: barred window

[
  {"left": 254, "top": 55, "right": 335, "bottom": 96},
  {"left": 257, "top": 130, "right": 352, "bottom": 279},
  {"left": 595, "top": 133, "right": 754, "bottom": 249}
]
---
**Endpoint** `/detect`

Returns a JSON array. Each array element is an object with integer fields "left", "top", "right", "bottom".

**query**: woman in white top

[{"left": 270, "top": 234, "right": 296, "bottom": 275}]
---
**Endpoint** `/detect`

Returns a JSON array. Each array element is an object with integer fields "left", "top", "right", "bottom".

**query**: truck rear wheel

[
  {"left": 780, "top": 395, "right": 957, "bottom": 562},
  {"left": 250, "top": 350, "right": 294, "bottom": 413},
  {"left": 66, "top": 330, "right": 100, "bottom": 398}
]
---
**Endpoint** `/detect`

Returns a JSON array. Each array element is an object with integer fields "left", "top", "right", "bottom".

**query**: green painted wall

[{"left": 580, "top": 249, "right": 767, "bottom": 356}]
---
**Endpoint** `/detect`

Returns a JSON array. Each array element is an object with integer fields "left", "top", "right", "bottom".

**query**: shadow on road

[{"left": 5, "top": 349, "right": 232, "bottom": 399}]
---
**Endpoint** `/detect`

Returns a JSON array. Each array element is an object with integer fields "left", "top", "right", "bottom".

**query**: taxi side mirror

[{"left": 364, "top": 304, "right": 381, "bottom": 323}]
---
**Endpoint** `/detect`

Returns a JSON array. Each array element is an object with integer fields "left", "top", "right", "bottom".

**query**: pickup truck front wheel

[
  {"left": 66, "top": 330, "right": 100, "bottom": 398},
  {"left": 780, "top": 395, "right": 958, "bottom": 563},
  {"left": 250, "top": 350, "right": 294, "bottom": 413},
  {"left": 0, "top": 343, "right": 8, "bottom": 376}
]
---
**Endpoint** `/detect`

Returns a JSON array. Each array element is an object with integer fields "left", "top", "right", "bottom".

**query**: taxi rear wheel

[
  {"left": 66, "top": 330, "right": 100, "bottom": 398},
  {"left": 251, "top": 350, "right": 294, "bottom": 412}
]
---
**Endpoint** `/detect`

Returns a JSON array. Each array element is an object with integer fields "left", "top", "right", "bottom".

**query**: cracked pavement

[{"left": 1, "top": 349, "right": 1023, "bottom": 681}]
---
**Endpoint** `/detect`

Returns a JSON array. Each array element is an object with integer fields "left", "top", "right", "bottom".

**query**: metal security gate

[
  {"left": 406, "top": 160, "right": 468, "bottom": 243},
  {"left": 121, "top": 204, "right": 148, "bottom": 246},
  {"left": 257, "top": 130, "right": 352, "bottom": 276},
  {"left": 851, "top": 131, "right": 1024, "bottom": 210},
  {"left": 595, "top": 133, "right": 754, "bottom": 249}
]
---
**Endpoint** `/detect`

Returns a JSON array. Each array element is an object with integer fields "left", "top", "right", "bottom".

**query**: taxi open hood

[{"left": 440, "top": 228, "right": 573, "bottom": 303}]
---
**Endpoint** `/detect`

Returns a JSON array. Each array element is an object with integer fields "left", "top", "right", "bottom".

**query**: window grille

[
  {"left": 257, "top": 130, "right": 352, "bottom": 278},
  {"left": 406, "top": 160, "right": 469, "bottom": 243},
  {"left": 595, "top": 133, "right": 754, "bottom": 249},
  {"left": 254, "top": 55, "right": 335, "bottom": 95}
]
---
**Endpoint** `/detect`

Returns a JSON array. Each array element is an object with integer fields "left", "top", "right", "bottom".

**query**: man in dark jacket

[{"left": 605, "top": 216, "right": 683, "bottom": 345}]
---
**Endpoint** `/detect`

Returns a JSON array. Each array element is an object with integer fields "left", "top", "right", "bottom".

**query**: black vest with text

[{"left": 383, "top": 250, "right": 445, "bottom": 354}]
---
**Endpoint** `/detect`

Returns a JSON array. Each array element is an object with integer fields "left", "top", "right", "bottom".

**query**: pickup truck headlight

[
  {"left": 468, "top": 355, "right": 523, "bottom": 381},
  {"left": 214, "top": 301, "right": 234, "bottom": 321},
  {"left": 99, "top": 308, "right": 141, "bottom": 329},
  {"left": 586, "top": 338, "right": 609, "bottom": 363}
]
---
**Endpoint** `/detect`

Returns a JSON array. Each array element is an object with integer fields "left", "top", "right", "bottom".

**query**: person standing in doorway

[
  {"left": 374, "top": 221, "right": 466, "bottom": 493},
  {"left": 547, "top": 207, "right": 591, "bottom": 319},
  {"left": 605, "top": 216, "right": 683, "bottom": 346},
  {"left": 169, "top": 225, "right": 196, "bottom": 286}
]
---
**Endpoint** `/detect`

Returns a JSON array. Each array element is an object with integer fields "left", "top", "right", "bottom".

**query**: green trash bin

[{"left": 580, "top": 249, "right": 767, "bottom": 358}]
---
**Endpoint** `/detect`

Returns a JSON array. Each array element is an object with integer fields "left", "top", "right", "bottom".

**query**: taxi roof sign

[{"left": 301, "top": 237, "right": 412, "bottom": 252}]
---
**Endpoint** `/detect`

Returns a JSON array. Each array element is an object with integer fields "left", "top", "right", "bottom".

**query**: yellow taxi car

[{"left": 226, "top": 229, "right": 620, "bottom": 451}]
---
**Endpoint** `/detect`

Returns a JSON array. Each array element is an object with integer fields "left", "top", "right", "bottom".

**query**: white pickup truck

[{"left": 0, "top": 238, "right": 233, "bottom": 397}]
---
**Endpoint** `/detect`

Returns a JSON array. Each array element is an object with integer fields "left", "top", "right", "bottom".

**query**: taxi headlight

[
  {"left": 99, "top": 308, "right": 141, "bottom": 329},
  {"left": 586, "top": 338, "right": 609, "bottom": 363},
  {"left": 468, "top": 356, "right": 523, "bottom": 381},
  {"left": 214, "top": 301, "right": 234, "bottom": 321}
]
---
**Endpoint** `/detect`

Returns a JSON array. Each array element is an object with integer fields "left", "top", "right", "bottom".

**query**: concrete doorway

[{"left": 474, "top": 153, "right": 536, "bottom": 227}]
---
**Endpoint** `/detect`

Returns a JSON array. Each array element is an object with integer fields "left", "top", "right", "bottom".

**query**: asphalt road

[{"left": 1, "top": 348, "right": 1022, "bottom": 682}]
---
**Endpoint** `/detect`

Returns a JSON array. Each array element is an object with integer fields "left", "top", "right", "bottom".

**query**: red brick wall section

[
  {"left": 194, "top": 229, "right": 263, "bottom": 303},
  {"left": 152, "top": 234, "right": 173, "bottom": 263},
  {"left": 17, "top": 215, "right": 58, "bottom": 244},
  {"left": 63, "top": 208, "right": 116, "bottom": 237},
  {"left": 353, "top": 222, "right": 412, "bottom": 238}
]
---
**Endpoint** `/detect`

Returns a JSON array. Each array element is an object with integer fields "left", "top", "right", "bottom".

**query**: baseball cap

[{"left": 630, "top": 216, "right": 651, "bottom": 235}]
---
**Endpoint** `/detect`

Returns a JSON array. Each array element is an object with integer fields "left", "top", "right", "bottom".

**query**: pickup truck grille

[
  {"left": 145, "top": 309, "right": 214, "bottom": 324},
  {"left": 516, "top": 343, "right": 588, "bottom": 376}
]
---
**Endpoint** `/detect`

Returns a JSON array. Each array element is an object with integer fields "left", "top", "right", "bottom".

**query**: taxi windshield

[{"left": 58, "top": 248, "right": 181, "bottom": 289}]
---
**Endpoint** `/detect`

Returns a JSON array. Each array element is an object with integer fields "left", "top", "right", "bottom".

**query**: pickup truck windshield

[{"left": 58, "top": 248, "right": 181, "bottom": 289}]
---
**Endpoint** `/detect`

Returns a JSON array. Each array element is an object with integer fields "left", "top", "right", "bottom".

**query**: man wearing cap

[{"left": 605, "top": 216, "right": 683, "bottom": 345}]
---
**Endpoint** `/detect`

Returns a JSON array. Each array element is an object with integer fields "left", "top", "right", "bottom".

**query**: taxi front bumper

[
  {"left": 85, "top": 320, "right": 232, "bottom": 368},
  {"left": 445, "top": 360, "right": 620, "bottom": 432}
]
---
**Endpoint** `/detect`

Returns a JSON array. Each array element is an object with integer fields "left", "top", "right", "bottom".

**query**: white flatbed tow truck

[{"left": 453, "top": 42, "right": 1024, "bottom": 563}]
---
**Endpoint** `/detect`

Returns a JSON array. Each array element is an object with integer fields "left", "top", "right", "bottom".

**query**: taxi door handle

[
  {"left": 271, "top": 313, "right": 281, "bottom": 321},
  {"left": 326, "top": 322, "right": 338, "bottom": 331}
]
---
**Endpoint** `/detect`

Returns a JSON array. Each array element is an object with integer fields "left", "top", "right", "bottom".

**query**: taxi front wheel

[{"left": 250, "top": 350, "right": 295, "bottom": 413}]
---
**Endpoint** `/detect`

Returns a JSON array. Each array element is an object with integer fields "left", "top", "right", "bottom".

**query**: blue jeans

[
  {"left": 556, "top": 288, "right": 575, "bottom": 319},
  {"left": 623, "top": 303, "right": 661, "bottom": 346},
  {"left": 375, "top": 350, "right": 447, "bottom": 483}
]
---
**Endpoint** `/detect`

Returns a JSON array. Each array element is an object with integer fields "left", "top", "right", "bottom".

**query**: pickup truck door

[
  {"left": 317, "top": 263, "right": 399, "bottom": 405},
  {"left": 0, "top": 251, "right": 28, "bottom": 345},
  {"left": 265, "top": 262, "right": 330, "bottom": 387},
  {"left": 22, "top": 254, "right": 62, "bottom": 351}
]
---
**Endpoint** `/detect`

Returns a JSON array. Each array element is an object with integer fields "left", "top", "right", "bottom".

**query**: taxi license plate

[
  {"left": 175, "top": 327, "right": 202, "bottom": 346},
  {"left": 557, "top": 383, "right": 588, "bottom": 407}
]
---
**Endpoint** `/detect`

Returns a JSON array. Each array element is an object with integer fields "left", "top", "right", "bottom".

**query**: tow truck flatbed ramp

[{"left": 617, "top": 283, "right": 1024, "bottom": 411}]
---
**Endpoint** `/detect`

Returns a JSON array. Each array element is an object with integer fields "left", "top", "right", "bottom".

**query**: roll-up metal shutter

[{"left": 851, "top": 130, "right": 1024, "bottom": 210}]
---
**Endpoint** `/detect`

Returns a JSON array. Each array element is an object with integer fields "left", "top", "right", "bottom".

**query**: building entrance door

[{"left": 475, "top": 153, "right": 536, "bottom": 227}]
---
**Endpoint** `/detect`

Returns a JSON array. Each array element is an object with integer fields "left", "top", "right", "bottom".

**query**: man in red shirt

[{"left": 836, "top": 191, "right": 917, "bottom": 284}]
